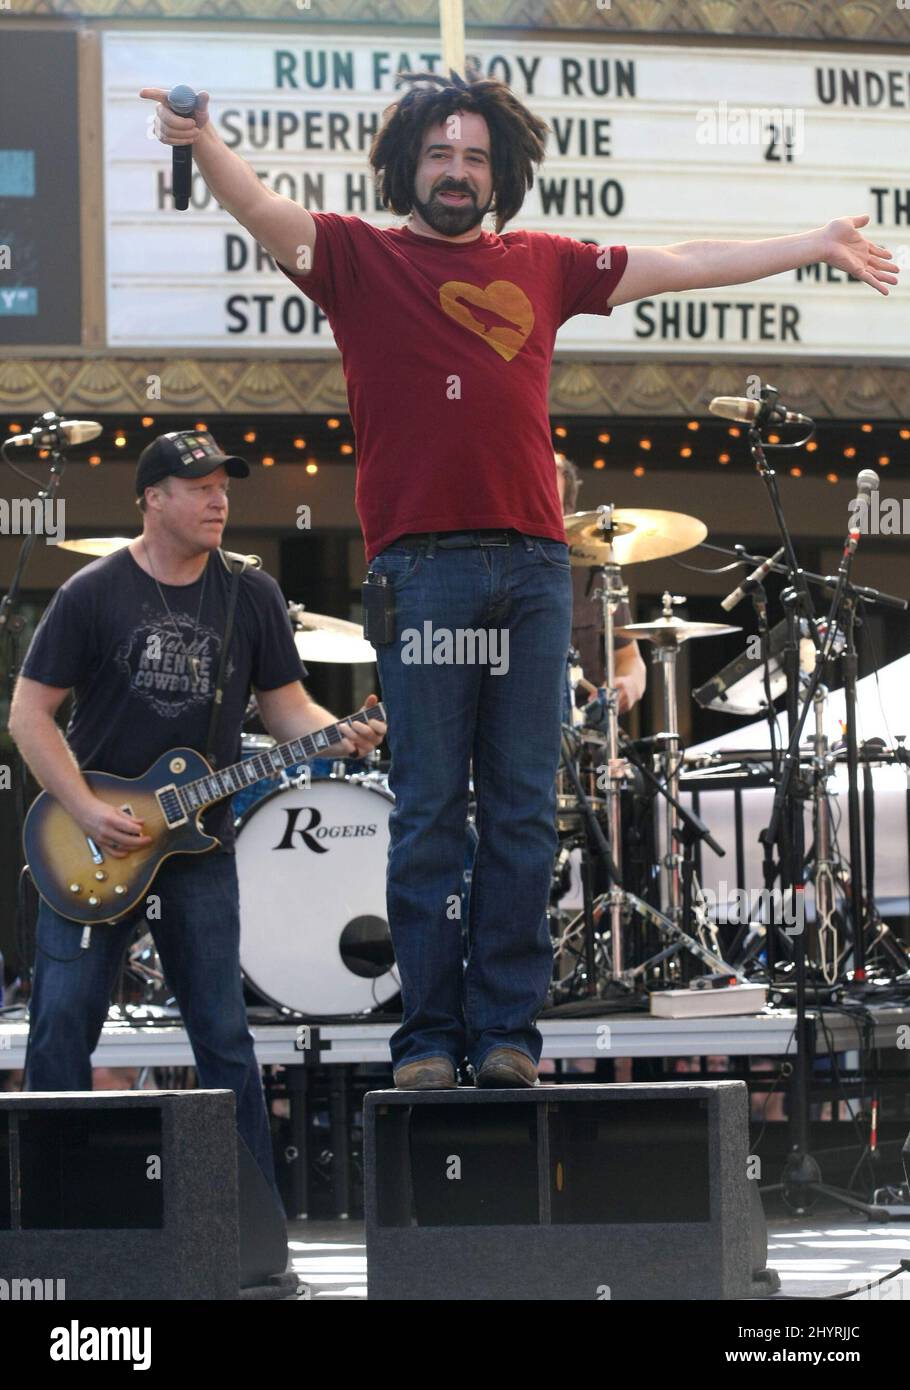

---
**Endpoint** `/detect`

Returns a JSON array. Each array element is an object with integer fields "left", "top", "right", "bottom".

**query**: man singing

[{"left": 140, "top": 68, "right": 897, "bottom": 1089}]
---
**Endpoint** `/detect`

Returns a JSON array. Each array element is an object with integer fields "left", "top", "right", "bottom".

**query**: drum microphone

[
  {"left": 708, "top": 396, "right": 814, "bottom": 428},
  {"left": 5, "top": 414, "right": 102, "bottom": 447},
  {"left": 720, "top": 547, "right": 786, "bottom": 613},
  {"left": 167, "top": 84, "right": 199, "bottom": 211}
]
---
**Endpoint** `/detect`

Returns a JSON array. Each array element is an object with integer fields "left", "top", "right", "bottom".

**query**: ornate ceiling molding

[
  {"left": 9, "top": 0, "right": 910, "bottom": 42},
  {"left": 1, "top": 355, "right": 907, "bottom": 419}
]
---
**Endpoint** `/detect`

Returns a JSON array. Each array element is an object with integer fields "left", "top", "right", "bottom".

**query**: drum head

[{"left": 236, "top": 778, "right": 398, "bottom": 1017}]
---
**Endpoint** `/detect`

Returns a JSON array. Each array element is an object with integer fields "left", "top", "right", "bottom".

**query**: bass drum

[{"left": 236, "top": 775, "right": 399, "bottom": 1017}]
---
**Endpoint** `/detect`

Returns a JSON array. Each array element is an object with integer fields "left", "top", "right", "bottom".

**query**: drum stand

[{"left": 552, "top": 510, "right": 739, "bottom": 995}]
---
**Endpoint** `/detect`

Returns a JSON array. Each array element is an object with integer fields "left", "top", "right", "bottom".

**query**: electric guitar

[{"left": 23, "top": 702, "right": 387, "bottom": 926}]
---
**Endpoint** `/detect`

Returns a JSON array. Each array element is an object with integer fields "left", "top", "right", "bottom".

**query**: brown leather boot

[
  {"left": 475, "top": 1048, "right": 539, "bottom": 1088},
  {"left": 393, "top": 1056, "right": 457, "bottom": 1090}
]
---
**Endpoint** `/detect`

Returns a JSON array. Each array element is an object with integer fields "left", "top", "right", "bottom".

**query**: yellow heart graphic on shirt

[{"left": 438, "top": 280, "right": 535, "bottom": 362}]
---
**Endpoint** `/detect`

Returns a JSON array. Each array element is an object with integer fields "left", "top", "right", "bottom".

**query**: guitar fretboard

[{"left": 170, "top": 702, "right": 387, "bottom": 816}]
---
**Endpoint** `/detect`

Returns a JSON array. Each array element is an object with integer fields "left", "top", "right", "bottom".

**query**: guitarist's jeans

[
  {"left": 26, "top": 850, "right": 278, "bottom": 1198},
  {"left": 371, "top": 530, "right": 573, "bottom": 1073}
]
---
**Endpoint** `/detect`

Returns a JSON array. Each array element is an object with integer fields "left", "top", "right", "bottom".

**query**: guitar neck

[{"left": 180, "top": 702, "right": 387, "bottom": 813}]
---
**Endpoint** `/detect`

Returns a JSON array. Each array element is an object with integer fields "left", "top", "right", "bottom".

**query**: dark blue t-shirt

[{"left": 21, "top": 547, "right": 306, "bottom": 847}]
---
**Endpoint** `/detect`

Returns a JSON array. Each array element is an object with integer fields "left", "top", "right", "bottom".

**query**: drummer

[{"left": 555, "top": 455, "right": 647, "bottom": 715}]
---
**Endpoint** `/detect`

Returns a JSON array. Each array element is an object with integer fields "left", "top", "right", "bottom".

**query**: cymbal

[
  {"left": 564, "top": 508, "right": 707, "bottom": 566},
  {"left": 615, "top": 616, "right": 741, "bottom": 646},
  {"left": 288, "top": 605, "right": 377, "bottom": 664},
  {"left": 55, "top": 537, "right": 133, "bottom": 557}
]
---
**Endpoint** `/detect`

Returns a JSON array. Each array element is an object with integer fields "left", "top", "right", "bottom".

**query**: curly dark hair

[{"left": 368, "top": 66, "right": 550, "bottom": 234}]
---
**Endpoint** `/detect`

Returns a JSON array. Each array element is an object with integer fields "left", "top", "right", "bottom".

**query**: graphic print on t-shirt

[
  {"left": 438, "top": 280, "right": 534, "bottom": 361},
  {"left": 115, "top": 604, "right": 231, "bottom": 719}
]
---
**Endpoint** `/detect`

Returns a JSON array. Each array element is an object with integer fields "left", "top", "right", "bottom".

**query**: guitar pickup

[{"left": 156, "top": 783, "right": 187, "bottom": 829}]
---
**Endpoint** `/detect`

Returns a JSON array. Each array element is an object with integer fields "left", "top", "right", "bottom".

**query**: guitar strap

[{"left": 205, "top": 548, "right": 261, "bottom": 766}]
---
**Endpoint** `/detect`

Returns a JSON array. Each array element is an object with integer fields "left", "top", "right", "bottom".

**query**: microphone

[
  {"left": 709, "top": 396, "right": 814, "bottom": 429},
  {"left": 6, "top": 416, "right": 102, "bottom": 448},
  {"left": 845, "top": 468, "right": 879, "bottom": 554},
  {"left": 854, "top": 467, "right": 879, "bottom": 500},
  {"left": 720, "top": 547, "right": 786, "bottom": 613},
  {"left": 167, "top": 84, "right": 198, "bottom": 212}
]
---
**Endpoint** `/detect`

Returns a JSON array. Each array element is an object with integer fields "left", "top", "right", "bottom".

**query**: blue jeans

[
  {"left": 26, "top": 850, "right": 278, "bottom": 1198},
  {"left": 371, "top": 531, "right": 573, "bottom": 1072}
]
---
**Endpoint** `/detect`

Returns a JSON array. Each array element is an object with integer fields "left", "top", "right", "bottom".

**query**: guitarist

[{"left": 8, "top": 430, "right": 385, "bottom": 1199}]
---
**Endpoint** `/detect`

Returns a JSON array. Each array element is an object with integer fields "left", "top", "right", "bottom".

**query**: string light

[
  {"left": 293, "top": 437, "right": 306, "bottom": 450},
  {"left": 327, "top": 418, "right": 340, "bottom": 430},
  {"left": 861, "top": 423, "right": 873, "bottom": 433},
  {"left": 767, "top": 433, "right": 781, "bottom": 444},
  {"left": 195, "top": 422, "right": 207, "bottom": 433},
  {"left": 639, "top": 439, "right": 652, "bottom": 451},
  {"left": 114, "top": 433, "right": 126, "bottom": 448},
  {"left": 243, "top": 430, "right": 256, "bottom": 443},
  {"left": 680, "top": 446, "right": 692, "bottom": 458},
  {"left": 306, "top": 460, "right": 318, "bottom": 475},
  {"left": 9, "top": 423, "right": 21, "bottom": 434},
  {"left": 728, "top": 426, "right": 741, "bottom": 438},
  {"left": 900, "top": 429, "right": 910, "bottom": 441},
  {"left": 718, "top": 453, "right": 730, "bottom": 465},
  {"left": 879, "top": 455, "right": 890, "bottom": 466},
  {"left": 141, "top": 416, "right": 154, "bottom": 428},
  {"left": 88, "top": 455, "right": 101, "bottom": 467},
  {"left": 843, "top": 446, "right": 856, "bottom": 459},
  {"left": 340, "top": 443, "right": 353, "bottom": 455},
  {"left": 687, "top": 421, "right": 699, "bottom": 431},
  {"left": 554, "top": 426, "right": 568, "bottom": 439},
  {"left": 262, "top": 455, "right": 275, "bottom": 468},
  {"left": 597, "top": 432, "right": 611, "bottom": 444},
  {"left": 633, "top": 465, "right": 646, "bottom": 477},
  {"left": 825, "top": 472, "right": 839, "bottom": 484},
  {"left": 789, "top": 466, "right": 802, "bottom": 477},
  {"left": 806, "top": 440, "right": 818, "bottom": 452},
  {"left": 593, "top": 458, "right": 606, "bottom": 471}
]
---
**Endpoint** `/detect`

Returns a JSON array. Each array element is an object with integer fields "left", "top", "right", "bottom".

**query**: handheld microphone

[
  {"left": 6, "top": 415, "right": 102, "bottom": 448},
  {"left": 708, "top": 396, "right": 814, "bottom": 429},
  {"left": 167, "top": 84, "right": 198, "bottom": 212},
  {"left": 720, "top": 547, "right": 786, "bottom": 613}
]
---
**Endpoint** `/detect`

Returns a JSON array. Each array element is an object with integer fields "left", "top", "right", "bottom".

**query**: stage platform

[
  {"left": 289, "top": 1214, "right": 910, "bottom": 1302},
  {"left": 3, "top": 1003, "right": 910, "bottom": 1070}
]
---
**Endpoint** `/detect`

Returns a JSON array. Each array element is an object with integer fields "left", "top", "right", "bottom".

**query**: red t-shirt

[{"left": 279, "top": 216, "right": 628, "bottom": 560}]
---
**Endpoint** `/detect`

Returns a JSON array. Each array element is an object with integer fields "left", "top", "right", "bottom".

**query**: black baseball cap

[{"left": 135, "top": 430, "right": 250, "bottom": 496}]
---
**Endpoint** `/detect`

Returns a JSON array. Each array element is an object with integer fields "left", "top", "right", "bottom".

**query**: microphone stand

[{"left": 737, "top": 385, "right": 888, "bottom": 1216}]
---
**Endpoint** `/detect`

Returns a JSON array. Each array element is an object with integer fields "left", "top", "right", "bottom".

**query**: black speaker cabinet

[
  {"left": 0, "top": 1090, "right": 240, "bottom": 1300},
  {"left": 364, "top": 1081, "right": 771, "bottom": 1300}
]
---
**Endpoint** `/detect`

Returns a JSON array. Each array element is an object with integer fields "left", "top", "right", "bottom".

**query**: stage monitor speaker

[
  {"left": 364, "top": 1081, "right": 775, "bottom": 1300},
  {"left": 0, "top": 1090, "right": 240, "bottom": 1300}
]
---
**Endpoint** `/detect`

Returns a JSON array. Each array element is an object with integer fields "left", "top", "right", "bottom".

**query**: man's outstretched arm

[
  {"left": 607, "top": 215, "right": 900, "bottom": 308},
  {"left": 139, "top": 86, "right": 317, "bottom": 275}
]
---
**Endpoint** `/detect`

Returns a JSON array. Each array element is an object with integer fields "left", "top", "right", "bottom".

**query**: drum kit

[
  {"left": 68, "top": 508, "right": 898, "bottom": 1022},
  {"left": 230, "top": 505, "right": 752, "bottom": 1014},
  {"left": 550, "top": 505, "right": 747, "bottom": 1003}
]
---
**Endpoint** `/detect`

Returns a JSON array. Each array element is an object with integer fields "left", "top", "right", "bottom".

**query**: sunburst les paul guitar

[{"left": 24, "top": 702, "right": 387, "bottom": 926}]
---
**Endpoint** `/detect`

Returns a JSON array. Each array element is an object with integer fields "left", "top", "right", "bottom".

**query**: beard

[{"left": 411, "top": 180, "right": 493, "bottom": 236}]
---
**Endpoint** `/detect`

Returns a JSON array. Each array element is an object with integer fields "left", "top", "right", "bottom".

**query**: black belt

[{"left": 396, "top": 529, "right": 518, "bottom": 549}]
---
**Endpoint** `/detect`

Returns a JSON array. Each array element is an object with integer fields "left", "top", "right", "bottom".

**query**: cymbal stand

[
  {"left": 590, "top": 505, "right": 628, "bottom": 979},
  {"left": 649, "top": 592, "right": 687, "bottom": 929}
]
